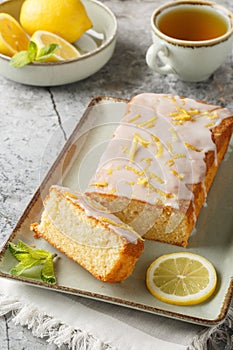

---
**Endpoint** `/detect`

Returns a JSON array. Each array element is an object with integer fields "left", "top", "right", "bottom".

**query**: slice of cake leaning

[
  {"left": 86, "top": 93, "right": 233, "bottom": 247},
  {"left": 31, "top": 185, "right": 144, "bottom": 283}
]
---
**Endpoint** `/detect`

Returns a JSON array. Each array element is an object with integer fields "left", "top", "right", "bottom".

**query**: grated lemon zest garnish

[
  {"left": 166, "top": 159, "right": 175, "bottom": 167},
  {"left": 166, "top": 141, "right": 173, "bottom": 152},
  {"left": 184, "top": 142, "right": 201, "bottom": 152},
  {"left": 129, "top": 137, "right": 138, "bottom": 162},
  {"left": 129, "top": 133, "right": 150, "bottom": 162},
  {"left": 201, "top": 111, "right": 210, "bottom": 116},
  {"left": 152, "top": 135, "right": 163, "bottom": 157},
  {"left": 138, "top": 116, "right": 158, "bottom": 128},
  {"left": 201, "top": 110, "right": 219, "bottom": 119},
  {"left": 134, "top": 132, "right": 151, "bottom": 147},
  {"left": 149, "top": 183, "right": 174, "bottom": 198},
  {"left": 89, "top": 182, "right": 108, "bottom": 187},
  {"left": 109, "top": 188, "right": 116, "bottom": 194},
  {"left": 145, "top": 122, "right": 156, "bottom": 129},
  {"left": 99, "top": 216, "right": 119, "bottom": 226},
  {"left": 125, "top": 165, "right": 145, "bottom": 176},
  {"left": 125, "top": 181, "right": 135, "bottom": 185},
  {"left": 164, "top": 96, "right": 177, "bottom": 103},
  {"left": 170, "top": 169, "right": 184, "bottom": 180},
  {"left": 137, "top": 177, "right": 148, "bottom": 186},
  {"left": 64, "top": 192, "right": 77, "bottom": 199},
  {"left": 172, "top": 153, "right": 186, "bottom": 159},
  {"left": 155, "top": 197, "right": 165, "bottom": 205},
  {"left": 141, "top": 157, "right": 152, "bottom": 163},
  {"left": 170, "top": 107, "right": 188, "bottom": 116},
  {"left": 205, "top": 122, "right": 215, "bottom": 128},
  {"left": 189, "top": 109, "right": 200, "bottom": 115},
  {"left": 173, "top": 121, "right": 184, "bottom": 125},
  {"left": 128, "top": 114, "right": 141, "bottom": 123},
  {"left": 172, "top": 114, "right": 193, "bottom": 121},
  {"left": 150, "top": 172, "right": 165, "bottom": 184},
  {"left": 107, "top": 168, "right": 113, "bottom": 175},
  {"left": 116, "top": 166, "right": 121, "bottom": 170},
  {"left": 170, "top": 107, "right": 199, "bottom": 124},
  {"left": 206, "top": 111, "right": 219, "bottom": 120}
]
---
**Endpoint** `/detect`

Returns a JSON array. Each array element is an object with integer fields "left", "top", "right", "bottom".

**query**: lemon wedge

[
  {"left": 146, "top": 252, "right": 217, "bottom": 305},
  {"left": 20, "top": 0, "right": 92, "bottom": 43},
  {"left": 0, "top": 13, "right": 29, "bottom": 57},
  {"left": 31, "top": 31, "right": 81, "bottom": 62}
]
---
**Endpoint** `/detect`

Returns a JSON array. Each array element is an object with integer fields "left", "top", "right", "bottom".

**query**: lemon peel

[{"left": 20, "top": 0, "right": 92, "bottom": 43}]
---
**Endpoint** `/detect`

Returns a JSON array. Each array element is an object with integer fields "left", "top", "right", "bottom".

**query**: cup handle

[{"left": 146, "top": 43, "right": 176, "bottom": 75}]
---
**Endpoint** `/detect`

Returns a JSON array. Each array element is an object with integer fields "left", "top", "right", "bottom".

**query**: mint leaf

[
  {"left": 36, "top": 43, "right": 60, "bottom": 62},
  {"left": 8, "top": 241, "right": 28, "bottom": 256},
  {"left": 10, "top": 51, "right": 32, "bottom": 68},
  {"left": 27, "top": 41, "right": 38, "bottom": 61},
  {"left": 41, "top": 254, "right": 57, "bottom": 284},
  {"left": 8, "top": 241, "right": 57, "bottom": 284},
  {"left": 17, "top": 240, "right": 50, "bottom": 260},
  {"left": 10, "top": 257, "right": 44, "bottom": 276},
  {"left": 9, "top": 41, "right": 60, "bottom": 68},
  {"left": 8, "top": 241, "right": 32, "bottom": 261}
]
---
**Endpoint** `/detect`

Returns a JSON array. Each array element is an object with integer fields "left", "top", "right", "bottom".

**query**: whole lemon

[{"left": 20, "top": 0, "right": 92, "bottom": 43}]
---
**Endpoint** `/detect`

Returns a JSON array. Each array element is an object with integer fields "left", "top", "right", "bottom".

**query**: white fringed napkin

[{"left": 0, "top": 277, "right": 232, "bottom": 349}]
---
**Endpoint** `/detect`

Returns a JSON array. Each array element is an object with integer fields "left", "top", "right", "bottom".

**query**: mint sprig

[
  {"left": 8, "top": 241, "right": 57, "bottom": 284},
  {"left": 10, "top": 41, "right": 60, "bottom": 68}
]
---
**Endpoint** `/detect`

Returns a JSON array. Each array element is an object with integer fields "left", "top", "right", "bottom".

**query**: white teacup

[{"left": 146, "top": 0, "right": 233, "bottom": 82}]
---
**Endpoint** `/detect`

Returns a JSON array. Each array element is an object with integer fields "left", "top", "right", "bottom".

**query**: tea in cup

[{"left": 146, "top": 0, "right": 233, "bottom": 82}]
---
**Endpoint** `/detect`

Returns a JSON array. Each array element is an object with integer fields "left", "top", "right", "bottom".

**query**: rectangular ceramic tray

[{"left": 0, "top": 97, "right": 232, "bottom": 326}]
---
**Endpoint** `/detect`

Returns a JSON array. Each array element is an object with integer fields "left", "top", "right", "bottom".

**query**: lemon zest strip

[
  {"left": 184, "top": 142, "right": 201, "bottom": 152},
  {"left": 89, "top": 182, "right": 108, "bottom": 187}
]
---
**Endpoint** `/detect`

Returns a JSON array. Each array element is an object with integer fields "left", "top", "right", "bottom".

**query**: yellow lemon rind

[{"left": 20, "top": 0, "right": 92, "bottom": 43}]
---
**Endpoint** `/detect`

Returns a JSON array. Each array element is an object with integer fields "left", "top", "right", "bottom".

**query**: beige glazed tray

[{"left": 0, "top": 97, "right": 232, "bottom": 326}]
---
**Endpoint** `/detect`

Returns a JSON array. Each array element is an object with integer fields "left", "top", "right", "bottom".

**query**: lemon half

[
  {"left": 31, "top": 31, "right": 81, "bottom": 62},
  {"left": 0, "top": 13, "right": 29, "bottom": 57},
  {"left": 146, "top": 252, "right": 217, "bottom": 306}
]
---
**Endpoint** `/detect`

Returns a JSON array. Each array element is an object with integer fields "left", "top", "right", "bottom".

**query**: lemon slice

[
  {"left": 146, "top": 252, "right": 217, "bottom": 305},
  {"left": 31, "top": 30, "right": 81, "bottom": 62},
  {"left": 0, "top": 13, "right": 29, "bottom": 57}
]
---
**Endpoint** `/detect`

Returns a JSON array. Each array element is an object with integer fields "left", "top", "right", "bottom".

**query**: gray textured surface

[{"left": 0, "top": 0, "right": 233, "bottom": 348}]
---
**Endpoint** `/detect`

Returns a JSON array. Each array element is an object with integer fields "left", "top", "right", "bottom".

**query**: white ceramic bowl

[{"left": 0, "top": 0, "right": 117, "bottom": 86}]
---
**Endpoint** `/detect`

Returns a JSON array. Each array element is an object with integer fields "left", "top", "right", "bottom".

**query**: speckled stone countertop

[{"left": 0, "top": 0, "right": 233, "bottom": 348}]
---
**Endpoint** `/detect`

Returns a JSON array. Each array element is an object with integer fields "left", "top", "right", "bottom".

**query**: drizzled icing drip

[
  {"left": 87, "top": 93, "right": 232, "bottom": 210},
  {"left": 52, "top": 185, "right": 141, "bottom": 244}
]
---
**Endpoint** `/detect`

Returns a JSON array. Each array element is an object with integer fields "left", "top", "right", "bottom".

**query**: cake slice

[
  {"left": 31, "top": 185, "right": 144, "bottom": 283},
  {"left": 86, "top": 93, "right": 233, "bottom": 247}
]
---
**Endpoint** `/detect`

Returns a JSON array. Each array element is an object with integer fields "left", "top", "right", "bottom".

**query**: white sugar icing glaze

[
  {"left": 49, "top": 185, "right": 141, "bottom": 243},
  {"left": 87, "top": 93, "right": 232, "bottom": 209}
]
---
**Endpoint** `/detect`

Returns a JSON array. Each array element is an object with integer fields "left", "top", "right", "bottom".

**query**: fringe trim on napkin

[
  {"left": 188, "top": 306, "right": 233, "bottom": 350},
  {"left": 1, "top": 294, "right": 233, "bottom": 350},
  {"left": 0, "top": 295, "right": 113, "bottom": 350}
]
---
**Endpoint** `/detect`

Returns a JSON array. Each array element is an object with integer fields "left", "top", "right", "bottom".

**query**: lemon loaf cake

[
  {"left": 31, "top": 185, "right": 144, "bottom": 282},
  {"left": 86, "top": 93, "right": 233, "bottom": 247}
]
